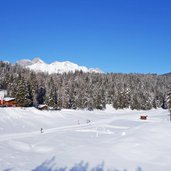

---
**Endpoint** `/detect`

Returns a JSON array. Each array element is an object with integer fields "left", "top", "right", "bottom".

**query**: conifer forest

[{"left": 0, "top": 61, "right": 171, "bottom": 110}]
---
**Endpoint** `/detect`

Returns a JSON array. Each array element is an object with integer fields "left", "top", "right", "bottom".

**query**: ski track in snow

[
  {"left": 0, "top": 120, "right": 132, "bottom": 142},
  {"left": 0, "top": 107, "right": 171, "bottom": 171},
  {"left": 0, "top": 123, "right": 95, "bottom": 142}
]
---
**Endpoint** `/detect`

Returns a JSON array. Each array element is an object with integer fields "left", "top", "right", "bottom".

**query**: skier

[
  {"left": 86, "top": 119, "right": 91, "bottom": 123},
  {"left": 40, "top": 128, "right": 43, "bottom": 133}
]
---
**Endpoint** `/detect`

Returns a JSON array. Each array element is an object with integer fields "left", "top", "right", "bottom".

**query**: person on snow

[{"left": 40, "top": 128, "right": 43, "bottom": 133}]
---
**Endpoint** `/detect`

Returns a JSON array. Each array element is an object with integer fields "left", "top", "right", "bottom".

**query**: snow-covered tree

[
  {"left": 15, "top": 76, "right": 32, "bottom": 107},
  {"left": 0, "top": 61, "right": 170, "bottom": 110},
  {"left": 36, "top": 86, "right": 46, "bottom": 105},
  {"left": 167, "top": 89, "right": 171, "bottom": 121}
]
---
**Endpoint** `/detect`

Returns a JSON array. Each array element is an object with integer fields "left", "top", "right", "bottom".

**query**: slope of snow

[
  {"left": 17, "top": 57, "right": 102, "bottom": 74},
  {"left": 0, "top": 106, "right": 171, "bottom": 171}
]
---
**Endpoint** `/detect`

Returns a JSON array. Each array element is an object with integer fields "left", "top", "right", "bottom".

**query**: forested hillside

[{"left": 0, "top": 61, "right": 171, "bottom": 110}]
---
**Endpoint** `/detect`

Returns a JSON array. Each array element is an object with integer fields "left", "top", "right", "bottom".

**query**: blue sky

[{"left": 0, "top": 0, "right": 171, "bottom": 74}]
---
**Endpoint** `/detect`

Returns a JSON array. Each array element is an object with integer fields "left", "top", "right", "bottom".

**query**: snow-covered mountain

[{"left": 16, "top": 57, "right": 102, "bottom": 74}]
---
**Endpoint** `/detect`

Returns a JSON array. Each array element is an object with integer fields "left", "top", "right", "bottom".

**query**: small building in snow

[
  {"left": 38, "top": 104, "right": 49, "bottom": 110},
  {"left": 0, "top": 97, "right": 17, "bottom": 107},
  {"left": 140, "top": 115, "right": 148, "bottom": 120}
]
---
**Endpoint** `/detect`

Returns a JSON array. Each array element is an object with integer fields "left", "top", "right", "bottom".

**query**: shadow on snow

[{"left": 31, "top": 157, "right": 143, "bottom": 171}]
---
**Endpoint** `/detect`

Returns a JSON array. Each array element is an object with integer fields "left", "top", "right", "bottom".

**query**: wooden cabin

[
  {"left": 0, "top": 90, "right": 17, "bottom": 107},
  {"left": 0, "top": 97, "right": 17, "bottom": 107},
  {"left": 140, "top": 115, "right": 148, "bottom": 120}
]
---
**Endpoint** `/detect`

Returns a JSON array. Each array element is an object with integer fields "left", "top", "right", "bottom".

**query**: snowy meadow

[{"left": 0, "top": 106, "right": 171, "bottom": 171}]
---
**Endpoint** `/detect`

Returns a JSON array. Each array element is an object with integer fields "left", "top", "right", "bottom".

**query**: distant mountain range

[
  {"left": 161, "top": 72, "right": 171, "bottom": 76},
  {"left": 16, "top": 57, "right": 102, "bottom": 74}
]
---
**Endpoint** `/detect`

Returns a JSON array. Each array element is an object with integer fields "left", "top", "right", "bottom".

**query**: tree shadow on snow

[{"left": 32, "top": 157, "right": 143, "bottom": 171}]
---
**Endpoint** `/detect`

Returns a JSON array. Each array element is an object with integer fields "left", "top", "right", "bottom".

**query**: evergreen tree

[
  {"left": 28, "top": 72, "right": 38, "bottom": 106},
  {"left": 36, "top": 86, "right": 46, "bottom": 105},
  {"left": 15, "top": 76, "right": 32, "bottom": 107},
  {"left": 167, "top": 89, "right": 171, "bottom": 121}
]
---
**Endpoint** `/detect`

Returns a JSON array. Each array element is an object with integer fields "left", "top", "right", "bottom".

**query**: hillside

[{"left": 0, "top": 61, "right": 171, "bottom": 110}]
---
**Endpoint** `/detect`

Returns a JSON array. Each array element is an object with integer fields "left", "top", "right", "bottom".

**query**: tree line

[{"left": 0, "top": 61, "right": 171, "bottom": 110}]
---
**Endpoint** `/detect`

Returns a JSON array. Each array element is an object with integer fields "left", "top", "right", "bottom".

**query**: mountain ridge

[
  {"left": 161, "top": 72, "right": 171, "bottom": 76},
  {"left": 16, "top": 57, "right": 102, "bottom": 74}
]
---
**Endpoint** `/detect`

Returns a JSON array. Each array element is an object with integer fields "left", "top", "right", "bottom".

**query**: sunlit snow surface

[{"left": 0, "top": 106, "right": 171, "bottom": 171}]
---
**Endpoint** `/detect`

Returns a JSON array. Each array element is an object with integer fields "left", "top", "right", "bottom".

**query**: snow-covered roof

[
  {"left": 38, "top": 104, "right": 48, "bottom": 108},
  {"left": 3, "top": 97, "right": 15, "bottom": 101}
]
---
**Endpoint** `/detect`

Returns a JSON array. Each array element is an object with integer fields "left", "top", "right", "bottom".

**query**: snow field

[{"left": 0, "top": 106, "right": 171, "bottom": 171}]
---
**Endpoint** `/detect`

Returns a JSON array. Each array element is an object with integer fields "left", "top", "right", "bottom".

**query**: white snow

[
  {"left": 0, "top": 89, "right": 7, "bottom": 98},
  {"left": 3, "top": 97, "right": 15, "bottom": 101},
  {"left": 0, "top": 106, "right": 171, "bottom": 171},
  {"left": 16, "top": 57, "right": 102, "bottom": 74},
  {"left": 38, "top": 104, "right": 48, "bottom": 108}
]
